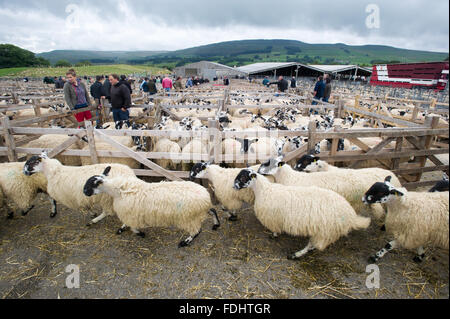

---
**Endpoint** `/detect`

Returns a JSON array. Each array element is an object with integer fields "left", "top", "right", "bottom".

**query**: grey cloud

[{"left": 0, "top": 0, "right": 448, "bottom": 53}]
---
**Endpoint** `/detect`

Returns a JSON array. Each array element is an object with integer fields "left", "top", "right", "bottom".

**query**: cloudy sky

[{"left": 0, "top": 0, "right": 448, "bottom": 53}]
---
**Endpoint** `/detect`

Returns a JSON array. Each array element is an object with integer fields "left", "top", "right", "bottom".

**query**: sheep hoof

[
  {"left": 380, "top": 225, "right": 386, "bottom": 231},
  {"left": 86, "top": 222, "right": 92, "bottom": 227},
  {"left": 178, "top": 241, "right": 189, "bottom": 248},
  {"left": 212, "top": 224, "right": 220, "bottom": 231},
  {"left": 368, "top": 256, "right": 378, "bottom": 264},
  {"left": 269, "top": 234, "right": 278, "bottom": 240},
  {"left": 7, "top": 212, "right": 14, "bottom": 219},
  {"left": 287, "top": 254, "right": 298, "bottom": 260},
  {"left": 21, "top": 211, "right": 29, "bottom": 217},
  {"left": 137, "top": 232, "right": 145, "bottom": 238},
  {"left": 228, "top": 215, "right": 238, "bottom": 222},
  {"left": 117, "top": 229, "right": 124, "bottom": 235},
  {"left": 50, "top": 212, "right": 57, "bottom": 219},
  {"left": 413, "top": 255, "right": 424, "bottom": 263}
]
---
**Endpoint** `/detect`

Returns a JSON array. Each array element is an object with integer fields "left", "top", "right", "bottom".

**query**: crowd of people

[
  {"left": 62, "top": 69, "right": 135, "bottom": 128},
  {"left": 61, "top": 69, "right": 218, "bottom": 128}
]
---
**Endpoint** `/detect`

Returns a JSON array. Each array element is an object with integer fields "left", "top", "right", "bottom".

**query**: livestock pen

[{"left": 0, "top": 79, "right": 448, "bottom": 299}]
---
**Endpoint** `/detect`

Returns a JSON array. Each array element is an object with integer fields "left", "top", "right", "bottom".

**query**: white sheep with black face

[
  {"left": 233, "top": 168, "right": 370, "bottom": 260},
  {"left": 23, "top": 153, "right": 137, "bottom": 227},
  {"left": 363, "top": 176, "right": 449, "bottom": 263},
  {"left": 258, "top": 156, "right": 401, "bottom": 219},
  {"left": 0, "top": 162, "right": 51, "bottom": 219},
  {"left": 83, "top": 166, "right": 220, "bottom": 247},
  {"left": 190, "top": 162, "right": 264, "bottom": 221}
]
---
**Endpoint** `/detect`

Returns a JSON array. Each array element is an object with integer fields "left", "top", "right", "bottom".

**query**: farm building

[
  {"left": 236, "top": 62, "right": 372, "bottom": 79},
  {"left": 173, "top": 61, "right": 246, "bottom": 80}
]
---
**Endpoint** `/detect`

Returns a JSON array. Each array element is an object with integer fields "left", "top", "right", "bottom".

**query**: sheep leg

[
  {"left": 6, "top": 211, "right": 14, "bottom": 219},
  {"left": 21, "top": 205, "right": 35, "bottom": 217},
  {"left": 413, "top": 246, "right": 425, "bottom": 263},
  {"left": 209, "top": 209, "right": 220, "bottom": 231},
  {"left": 86, "top": 212, "right": 107, "bottom": 227},
  {"left": 117, "top": 224, "right": 129, "bottom": 234},
  {"left": 178, "top": 230, "right": 202, "bottom": 248},
  {"left": 368, "top": 240, "right": 397, "bottom": 263},
  {"left": 220, "top": 205, "right": 238, "bottom": 221},
  {"left": 270, "top": 232, "right": 279, "bottom": 239},
  {"left": 50, "top": 199, "right": 57, "bottom": 218},
  {"left": 287, "top": 241, "right": 315, "bottom": 260},
  {"left": 131, "top": 228, "right": 146, "bottom": 238}
]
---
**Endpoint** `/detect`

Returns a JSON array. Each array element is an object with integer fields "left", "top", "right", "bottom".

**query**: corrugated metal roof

[
  {"left": 307, "top": 65, "right": 372, "bottom": 73},
  {"left": 236, "top": 62, "right": 372, "bottom": 75},
  {"left": 237, "top": 62, "right": 300, "bottom": 74}
]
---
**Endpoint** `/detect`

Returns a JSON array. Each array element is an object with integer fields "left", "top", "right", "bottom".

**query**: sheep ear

[
  {"left": 102, "top": 166, "right": 112, "bottom": 177},
  {"left": 250, "top": 172, "right": 257, "bottom": 179},
  {"left": 384, "top": 176, "right": 392, "bottom": 183},
  {"left": 41, "top": 151, "right": 49, "bottom": 159}
]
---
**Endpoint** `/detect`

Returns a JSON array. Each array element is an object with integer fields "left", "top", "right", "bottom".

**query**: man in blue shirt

[{"left": 312, "top": 76, "right": 325, "bottom": 105}]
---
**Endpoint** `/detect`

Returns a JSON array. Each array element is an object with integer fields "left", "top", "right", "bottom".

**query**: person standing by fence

[
  {"left": 63, "top": 69, "right": 93, "bottom": 127},
  {"left": 323, "top": 77, "right": 332, "bottom": 103},
  {"left": 101, "top": 76, "right": 112, "bottom": 103},
  {"left": 162, "top": 75, "right": 173, "bottom": 95},
  {"left": 174, "top": 76, "right": 183, "bottom": 91},
  {"left": 90, "top": 75, "right": 105, "bottom": 126},
  {"left": 109, "top": 74, "right": 131, "bottom": 127},
  {"left": 140, "top": 77, "right": 150, "bottom": 94},
  {"left": 312, "top": 76, "right": 325, "bottom": 105},
  {"left": 269, "top": 76, "right": 289, "bottom": 93}
]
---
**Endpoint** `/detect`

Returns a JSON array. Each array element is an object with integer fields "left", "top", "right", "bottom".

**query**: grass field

[{"left": 0, "top": 64, "right": 170, "bottom": 78}]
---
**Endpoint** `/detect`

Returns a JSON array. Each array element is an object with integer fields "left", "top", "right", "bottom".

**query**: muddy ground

[{"left": 0, "top": 168, "right": 448, "bottom": 299}]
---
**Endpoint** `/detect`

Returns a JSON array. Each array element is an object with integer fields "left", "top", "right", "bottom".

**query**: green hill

[
  {"left": 8, "top": 39, "right": 450, "bottom": 71},
  {"left": 37, "top": 50, "right": 167, "bottom": 65},
  {"left": 140, "top": 39, "right": 448, "bottom": 68}
]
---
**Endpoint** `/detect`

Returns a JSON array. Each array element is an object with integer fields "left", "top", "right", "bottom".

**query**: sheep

[
  {"left": 233, "top": 168, "right": 371, "bottom": 259},
  {"left": 24, "top": 134, "right": 85, "bottom": 166},
  {"left": 153, "top": 138, "right": 182, "bottom": 170},
  {"left": 249, "top": 137, "right": 285, "bottom": 163},
  {"left": 181, "top": 138, "right": 208, "bottom": 171},
  {"left": 363, "top": 176, "right": 449, "bottom": 263},
  {"left": 0, "top": 162, "right": 52, "bottom": 219},
  {"left": 258, "top": 157, "right": 402, "bottom": 218},
  {"left": 80, "top": 142, "right": 142, "bottom": 169},
  {"left": 429, "top": 174, "right": 449, "bottom": 193},
  {"left": 190, "top": 162, "right": 263, "bottom": 220},
  {"left": 23, "top": 154, "right": 137, "bottom": 226},
  {"left": 83, "top": 166, "right": 220, "bottom": 247}
]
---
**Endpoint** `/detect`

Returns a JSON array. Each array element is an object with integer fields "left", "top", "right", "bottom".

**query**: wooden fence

[{"left": 0, "top": 85, "right": 448, "bottom": 190}]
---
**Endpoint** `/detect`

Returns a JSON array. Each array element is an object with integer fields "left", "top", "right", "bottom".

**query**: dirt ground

[{"left": 0, "top": 165, "right": 448, "bottom": 299}]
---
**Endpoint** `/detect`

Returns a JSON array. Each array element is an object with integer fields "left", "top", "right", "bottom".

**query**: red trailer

[{"left": 370, "top": 61, "right": 449, "bottom": 90}]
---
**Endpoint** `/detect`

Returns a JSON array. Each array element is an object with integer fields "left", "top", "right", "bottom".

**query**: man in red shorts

[{"left": 63, "top": 68, "right": 93, "bottom": 127}]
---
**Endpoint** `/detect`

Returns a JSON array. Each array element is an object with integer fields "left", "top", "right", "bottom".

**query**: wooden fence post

[
  {"left": 32, "top": 99, "right": 41, "bottom": 117},
  {"left": 208, "top": 119, "right": 221, "bottom": 163},
  {"left": 391, "top": 137, "right": 404, "bottom": 170},
  {"left": 328, "top": 125, "right": 341, "bottom": 165},
  {"left": 307, "top": 120, "right": 316, "bottom": 154},
  {"left": 2, "top": 117, "right": 18, "bottom": 162},
  {"left": 415, "top": 116, "right": 440, "bottom": 181},
  {"left": 85, "top": 121, "right": 99, "bottom": 164}
]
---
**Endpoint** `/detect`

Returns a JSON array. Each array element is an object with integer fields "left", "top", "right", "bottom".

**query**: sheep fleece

[
  {"left": 385, "top": 190, "right": 449, "bottom": 250},
  {"left": 252, "top": 175, "right": 371, "bottom": 250},
  {"left": 103, "top": 178, "right": 212, "bottom": 235}
]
